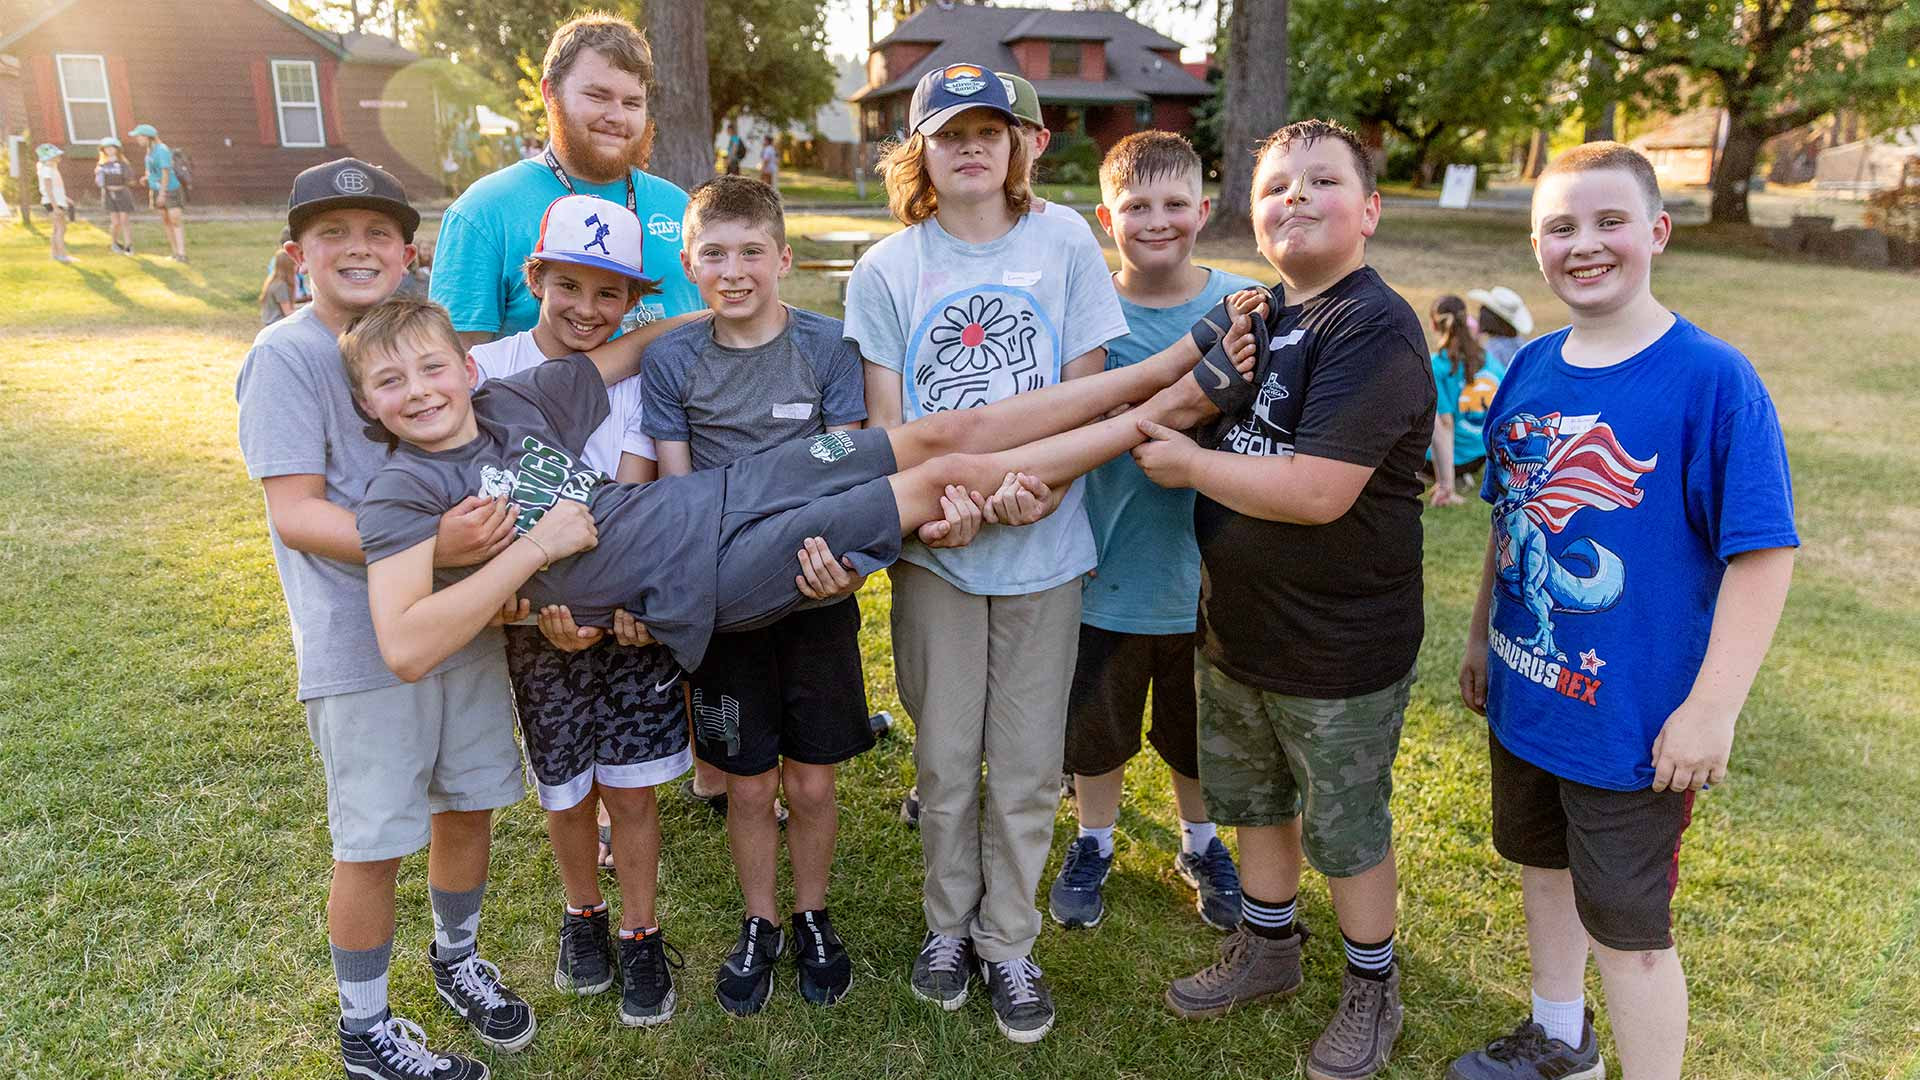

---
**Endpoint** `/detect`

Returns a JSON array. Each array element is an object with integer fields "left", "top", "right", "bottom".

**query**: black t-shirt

[{"left": 1193, "top": 266, "right": 1435, "bottom": 697}]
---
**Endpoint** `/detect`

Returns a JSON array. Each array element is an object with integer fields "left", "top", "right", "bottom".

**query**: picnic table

[{"left": 797, "top": 231, "right": 882, "bottom": 299}]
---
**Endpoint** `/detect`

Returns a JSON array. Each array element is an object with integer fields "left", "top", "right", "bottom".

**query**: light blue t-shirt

[
  {"left": 1082, "top": 268, "right": 1260, "bottom": 635},
  {"left": 1429, "top": 348, "right": 1512, "bottom": 467},
  {"left": 843, "top": 210, "right": 1128, "bottom": 596},
  {"left": 144, "top": 141, "right": 180, "bottom": 191},
  {"left": 431, "top": 157, "right": 702, "bottom": 337}
]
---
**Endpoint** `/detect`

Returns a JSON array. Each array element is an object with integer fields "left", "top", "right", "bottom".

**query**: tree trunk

[
  {"left": 1580, "top": 51, "right": 1616, "bottom": 142},
  {"left": 644, "top": 0, "right": 714, "bottom": 190},
  {"left": 1206, "top": 0, "right": 1288, "bottom": 237},
  {"left": 1708, "top": 117, "right": 1764, "bottom": 225},
  {"left": 1523, "top": 128, "right": 1550, "bottom": 179}
]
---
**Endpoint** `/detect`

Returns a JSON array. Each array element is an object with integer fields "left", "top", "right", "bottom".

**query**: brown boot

[
  {"left": 1306, "top": 966, "right": 1403, "bottom": 1080},
  {"left": 1164, "top": 924, "right": 1309, "bottom": 1019}
]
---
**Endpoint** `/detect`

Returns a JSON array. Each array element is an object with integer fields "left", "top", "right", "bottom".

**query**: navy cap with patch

[
  {"left": 908, "top": 62, "right": 1018, "bottom": 136},
  {"left": 287, "top": 157, "right": 420, "bottom": 243}
]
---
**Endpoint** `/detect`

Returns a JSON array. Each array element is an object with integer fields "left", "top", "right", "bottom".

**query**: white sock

[
  {"left": 1077, "top": 824, "right": 1115, "bottom": 858},
  {"left": 1532, "top": 991, "right": 1586, "bottom": 1048},
  {"left": 1179, "top": 819, "right": 1217, "bottom": 855}
]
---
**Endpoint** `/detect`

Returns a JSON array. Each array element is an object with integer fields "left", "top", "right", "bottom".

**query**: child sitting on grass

[{"left": 1450, "top": 141, "right": 1796, "bottom": 1080}]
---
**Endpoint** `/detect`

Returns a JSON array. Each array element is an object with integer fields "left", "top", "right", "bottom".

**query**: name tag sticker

[
  {"left": 1003, "top": 270, "right": 1042, "bottom": 287},
  {"left": 773, "top": 402, "right": 814, "bottom": 420}
]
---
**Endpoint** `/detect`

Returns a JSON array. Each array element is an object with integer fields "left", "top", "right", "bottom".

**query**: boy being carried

[
  {"left": 1046, "top": 131, "right": 1259, "bottom": 933},
  {"left": 640, "top": 176, "right": 877, "bottom": 1014},
  {"left": 1450, "top": 142, "right": 1796, "bottom": 1080},
  {"left": 236, "top": 159, "right": 533, "bottom": 1080}
]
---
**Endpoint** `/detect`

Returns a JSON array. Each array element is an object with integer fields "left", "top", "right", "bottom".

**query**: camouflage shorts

[{"left": 1195, "top": 656, "right": 1414, "bottom": 878}]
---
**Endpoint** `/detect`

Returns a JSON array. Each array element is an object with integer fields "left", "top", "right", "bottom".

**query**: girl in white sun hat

[{"left": 34, "top": 144, "right": 75, "bottom": 264}]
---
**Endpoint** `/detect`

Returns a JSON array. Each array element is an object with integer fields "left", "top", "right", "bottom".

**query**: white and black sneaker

[
  {"left": 555, "top": 905, "right": 615, "bottom": 995},
  {"left": 428, "top": 945, "right": 536, "bottom": 1053},
  {"left": 979, "top": 954, "right": 1055, "bottom": 1043},
  {"left": 714, "top": 915, "right": 784, "bottom": 1017},
  {"left": 618, "top": 929, "right": 685, "bottom": 1027},
  {"left": 908, "top": 931, "right": 974, "bottom": 1010},
  {"left": 791, "top": 908, "right": 852, "bottom": 1006},
  {"left": 340, "top": 1013, "right": 488, "bottom": 1080}
]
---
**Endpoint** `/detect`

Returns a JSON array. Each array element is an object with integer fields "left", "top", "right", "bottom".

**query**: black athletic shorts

[
  {"left": 1489, "top": 731, "right": 1695, "bottom": 951},
  {"left": 690, "top": 596, "right": 873, "bottom": 776},
  {"left": 1064, "top": 624, "right": 1201, "bottom": 779},
  {"left": 505, "top": 625, "right": 690, "bottom": 812}
]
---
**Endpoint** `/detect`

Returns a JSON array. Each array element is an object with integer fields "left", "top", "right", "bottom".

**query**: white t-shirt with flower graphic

[{"left": 844, "top": 208, "right": 1128, "bottom": 595}]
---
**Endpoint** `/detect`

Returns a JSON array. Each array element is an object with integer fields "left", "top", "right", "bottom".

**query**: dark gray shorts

[{"left": 713, "top": 427, "right": 902, "bottom": 634}]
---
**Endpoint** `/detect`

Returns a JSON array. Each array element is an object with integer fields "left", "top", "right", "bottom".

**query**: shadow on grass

[
  {"left": 69, "top": 260, "right": 135, "bottom": 309},
  {"left": 128, "top": 251, "right": 234, "bottom": 307}
]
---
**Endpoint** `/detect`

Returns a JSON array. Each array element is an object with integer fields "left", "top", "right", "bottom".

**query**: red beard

[{"left": 548, "top": 97, "right": 644, "bottom": 183}]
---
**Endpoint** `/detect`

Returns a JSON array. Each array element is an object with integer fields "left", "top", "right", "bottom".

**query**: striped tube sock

[
  {"left": 1342, "top": 932, "right": 1395, "bottom": 980},
  {"left": 1241, "top": 892, "right": 1297, "bottom": 939},
  {"left": 331, "top": 937, "right": 393, "bottom": 1034},
  {"left": 430, "top": 882, "right": 486, "bottom": 963}
]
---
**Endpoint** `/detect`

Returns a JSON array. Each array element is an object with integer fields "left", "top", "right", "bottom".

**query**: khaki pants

[{"left": 890, "top": 561, "right": 1081, "bottom": 962}]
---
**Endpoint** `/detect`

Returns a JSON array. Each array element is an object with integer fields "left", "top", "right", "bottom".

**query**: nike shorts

[{"left": 690, "top": 597, "right": 873, "bottom": 777}]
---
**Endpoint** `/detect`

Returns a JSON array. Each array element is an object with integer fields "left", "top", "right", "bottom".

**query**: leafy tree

[
  {"left": 1557, "top": 0, "right": 1920, "bottom": 224},
  {"left": 1289, "top": 0, "right": 1573, "bottom": 186}
]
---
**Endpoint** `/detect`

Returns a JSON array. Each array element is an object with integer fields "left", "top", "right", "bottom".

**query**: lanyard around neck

[{"left": 543, "top": 146, "right": 636, "bottom": 214}]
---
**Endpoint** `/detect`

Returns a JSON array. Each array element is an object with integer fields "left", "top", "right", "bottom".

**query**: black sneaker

[
  {"left": 979, "top": 954, "right": 1055, "bottom": 1043},
  {"left": 900, "top": 785, "right": 921, "bottom": 828},
  {"left": 1174, "top": 837, "right": 1244, "bottom": 931},
  {"left": 1446, "top": 1009, "right": 1604, "bottom": 1080},
  {"left": 428, "top": 945, "right": 536, "bottom": 1053},
  {"left": 790, "top": 909, "right": 852, "bottom": 1006},
  {"left": 555, "top": 905, "right": 615, "bottom": 995},
  {"left": 618, "top": 929, "right": 686, "bottom": 1027},
  {"left": 340, "top": 1013, "right": 488, "bottom": 1080},
  {"left": 1047, "top": 835, "right": 1113, "bottom": 929},
  {"left": 714, "top": 915, "right": 784, "bottom": 1017},
  {"left": 908, "top": 931, "right": 973, "bottom": 1009}
]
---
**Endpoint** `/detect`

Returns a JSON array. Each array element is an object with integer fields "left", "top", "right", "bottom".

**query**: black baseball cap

[
  {"left": 908, "top": 62, "right": 1018, "bottom": 136},
  {"left": 287, "top": 158, "right": 420, "bottom": 243}
]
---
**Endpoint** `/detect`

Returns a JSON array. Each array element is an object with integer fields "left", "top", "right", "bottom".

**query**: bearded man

[{"left": 433, "top": 12, "right": 701, "bottom": 347}]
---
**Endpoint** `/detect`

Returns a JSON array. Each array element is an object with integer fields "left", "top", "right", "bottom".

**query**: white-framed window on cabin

[
  {"left": 55, "top": 54, "right": 115, "bottom": 144},
  {"left": 271, "top": 59, "right": 326, "bottom": 148}
]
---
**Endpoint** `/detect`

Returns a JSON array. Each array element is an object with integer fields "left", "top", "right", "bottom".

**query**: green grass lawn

[{"left": 2, "top": 208, "right": 1916, "bottom": 1079}]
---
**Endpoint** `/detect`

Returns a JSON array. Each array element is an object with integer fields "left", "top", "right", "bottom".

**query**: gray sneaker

[
  {"left": 1306, "top": 967, "right": 1404, "bottom": 1080},
  {"left": 908, "top": 931, "right": 973, "bottom": 1010},
  {"left": 1446, "top": 1009, "right": 1604, "bottom": 1080},
  {"left": 979, "top": 954, "right": 1055, "bottom": 1043},
  {"left": 1165, "top": 924, "right": 1310, "bottom": 1018}
]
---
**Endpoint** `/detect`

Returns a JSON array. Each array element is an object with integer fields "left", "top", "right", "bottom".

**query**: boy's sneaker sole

[
  {"left": 995, "top": 1013, "right": 1053, "bottom": 1044},
  {"left": 1164, "top": 981, "right": 1303, "bottom": 1020},
  {"left": 619, "top": 989, "right": 677, "bottom": 1028},
  {"left": 554, "top": 968, "right": 614, "bottom": 995},
  {"left": 1047, "top": 897, "right": 1104, "bottom": 929},
  {"left": 909, "top": 980, "right": 969, "bottom": 1011}
]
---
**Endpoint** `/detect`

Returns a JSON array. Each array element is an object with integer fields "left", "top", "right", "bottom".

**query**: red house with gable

[
  {"left": 2, "top": 0, "right": 437, "bottom": 203},
  {"left": 850, "top": 5, "right": 1211, "bottom": 152}
]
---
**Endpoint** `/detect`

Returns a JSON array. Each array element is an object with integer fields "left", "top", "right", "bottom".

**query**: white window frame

[
  {"left": 54, "top": 53, "right": 115, "bottom": 145},
  {"left": 271, "top": 59, "right": 326, "bottom": 149}
]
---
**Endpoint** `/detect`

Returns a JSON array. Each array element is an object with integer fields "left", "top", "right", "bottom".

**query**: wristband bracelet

[{"left": 523, "top": 533, "right": 554, "bottom": 570}]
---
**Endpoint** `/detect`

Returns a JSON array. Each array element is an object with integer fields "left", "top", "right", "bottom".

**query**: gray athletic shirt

[
  {"left": 235, "top": 305, "right": 503, "bottom": 700},
  {"left": 356, "top": 354, "right": 726, "bottom": 670},
  {"left": 642, "top": 306, "right": 867, "bottom": 470}
]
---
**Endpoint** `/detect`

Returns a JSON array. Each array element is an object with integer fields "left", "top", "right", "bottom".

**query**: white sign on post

[{"left": 1439, "top": 164, "right": 1477, "bottom": 209}]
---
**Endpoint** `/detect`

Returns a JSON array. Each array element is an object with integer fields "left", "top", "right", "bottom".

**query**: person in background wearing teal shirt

[
  {"left": 128, "top": 123, "right": 186, "bottom": 262},
  {"left": 432, "top": 13, "right": 701, "bottom": 351},
  {"left": 1046, "top": 131, "right": 1261, "bottom": 934}
]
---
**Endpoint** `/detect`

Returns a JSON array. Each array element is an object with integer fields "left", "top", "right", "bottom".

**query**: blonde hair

[
  {"left": 259, "top": 249, "right": 298, "bottom": 307},
  {"left": 339, "top": 295, "right": 462, "bottom": 400},
  {"left": 877, "top": 123, "right": 1032, "bottom": 226}
]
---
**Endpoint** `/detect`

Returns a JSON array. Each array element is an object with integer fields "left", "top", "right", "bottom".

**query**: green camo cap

[{"left": 996, "top": 72, "right": 1043, "bottom": 128}]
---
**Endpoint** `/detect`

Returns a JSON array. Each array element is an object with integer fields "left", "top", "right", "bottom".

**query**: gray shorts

[
  {"left": 305, "top": 651, "right": 523, "bottom": 862},
  {"left": 713, "top": 427, "right": 902, "bottom": 633}
]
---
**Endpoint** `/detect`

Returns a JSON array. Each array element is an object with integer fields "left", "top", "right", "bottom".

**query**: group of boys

[{"left": 238, "top": 63, "right": 1795, "bottom": 1080}]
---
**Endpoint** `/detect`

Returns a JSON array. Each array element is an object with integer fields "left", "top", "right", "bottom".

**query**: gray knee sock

[
  {"left": 332, "top": 938, "right": 393, "bottom": 1034},
  {"left": 430, "top": 882, "right": 486, "bottom": 962}
]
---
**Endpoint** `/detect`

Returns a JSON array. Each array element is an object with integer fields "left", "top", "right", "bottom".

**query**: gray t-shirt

[
  {"left": 235, "top": 305, "right": 504, "bottom": 701},
  {"left": 356, "top": 355, "right": 726, "bottom": 670},
  {"left": 842, "top": 210, "right": 1129, "bottom": 595},
  {"left": 642, "top": 306, "right": 867, "bottom": 471}
]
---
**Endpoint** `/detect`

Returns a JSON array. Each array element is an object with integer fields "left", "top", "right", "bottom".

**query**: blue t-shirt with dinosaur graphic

[{"left": 1479, "top": 315, "right": 1798, "bottom": 790}]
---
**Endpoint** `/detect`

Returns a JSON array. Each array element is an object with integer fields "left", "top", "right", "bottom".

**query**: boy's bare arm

[
  {"left": 367, "top": 501, "right": 598, "bottom": 681},
  {"left": 586, "top": 310, "right": 711, "bottom": 386},
  {"left": 1129, "top": 423, "right": 1373, "bottom": 525},
  {"left": 1650, "top": 545, "right": 1796, "bottom": 792},
  {"left": 863, "top": 361, "right": 903, "bottom": 429},
  {"left": 654, "top": 440, "right": 693, "bottom": 477},
  {"left": 1458, "top": 531, "right": 1499, "bottom": 715}
]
